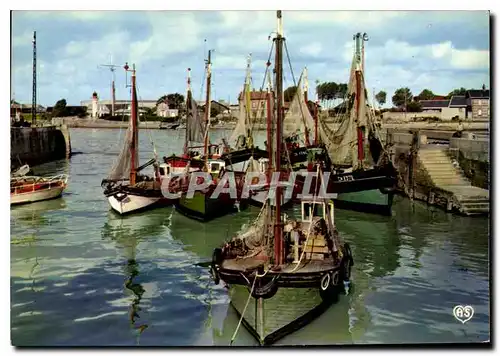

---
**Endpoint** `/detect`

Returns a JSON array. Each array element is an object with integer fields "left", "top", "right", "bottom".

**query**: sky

[{"left": 10, "top": 10, "right": 490, "bottom": 107}]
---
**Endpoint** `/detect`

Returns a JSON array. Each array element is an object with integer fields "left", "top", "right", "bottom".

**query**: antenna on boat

[{"left": 99, "top": 55, "right": 119, "bottom": 116}]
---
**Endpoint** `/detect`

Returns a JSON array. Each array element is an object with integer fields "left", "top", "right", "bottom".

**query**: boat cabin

[
  {"left": 258, "top": 158, "right": 269, "bottom": 173},
  {"left": 207, "top": 159, "right": 226, "bottom": 176},
  {"left": 301, "top": 200, "right": 335, "bottom": 226}
]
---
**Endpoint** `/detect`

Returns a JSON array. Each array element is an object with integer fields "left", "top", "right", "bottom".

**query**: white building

[{"left": 156, "top": 102, "right": 179, "bottom": 118}]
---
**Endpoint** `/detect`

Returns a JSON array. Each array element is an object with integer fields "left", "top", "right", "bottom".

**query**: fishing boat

[
  {"left": 175, "top": 50, "right": 247, "bottom": 222},
  {"left": 101, "top": 63, "right": 175, "bottom": 215},
  {"left": 162, "top": 68, "right": 211, "bottom": 176},
  {"left": 11, "top": 173, "right": 68, "bottom": 205},
  {"left": 210, "top": 12, "right": 354, "bottom": 346},
  {"left": 317, "top": 32, "right": 397, "bottom": 215}
]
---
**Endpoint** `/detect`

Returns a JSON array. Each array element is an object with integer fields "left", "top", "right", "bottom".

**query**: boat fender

[
  {"left": 320, "top": 273, "right": 330, "bottom": 291},
  {"left": 380, "top": 187, "right": 395, "bottom": 195},
  {"left": 344, "top": 243, "right": 354, "bottom": 266},
  {"left": 341, "top": 257, "right": 352, "bottom": 282},
  {"left": 210, "top": 248, "right": 223, "bottom": 285},
  {"left": 252, "top": 276, "right": 278, "bottom": 299},
  {"left": 330, "top": 270, "right": 340, "bottom": 287}
]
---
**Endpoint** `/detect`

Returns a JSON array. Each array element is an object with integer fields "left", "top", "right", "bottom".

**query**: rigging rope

[
  {"left": 136, "top": 82, "right": 158, "bottom": 163},
  {"left": 283, "top": 40, "right": 309, "bottom": 146},
  {"left": 289, "top": 164, "right": 322, "bottom": 273}
]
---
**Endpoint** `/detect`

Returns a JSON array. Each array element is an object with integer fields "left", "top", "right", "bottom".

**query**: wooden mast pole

[
  {"left": 203, "top": 50, "right": 212, "bottom": 171},
  {"left": 184, "top": 68, "right": 192, "bottom": 157},
  {"left": 314, "top": 80, "right": 319, "bottom": 145},
  {"left": 303, "top": 66, "right": 310, "bottom": 146},
  {"left": 266, "top": 61, "right": 273, "bottom": 183},
  {"left": 127, "top": 63, "right": 138, "bottom": 186},
  {"left": 274, "top": 10, "right": 284, "bottom": 266},
  {"left": 354, "top": 33, "right": 364, "bottom": 167}
]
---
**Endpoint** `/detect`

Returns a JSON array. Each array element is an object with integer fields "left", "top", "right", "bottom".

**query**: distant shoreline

[{"left": 62, "top": 119, "right": 489, "bottom": 132}]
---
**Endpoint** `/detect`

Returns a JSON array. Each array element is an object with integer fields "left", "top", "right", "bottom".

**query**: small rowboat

[{"left": 11, "top": 174, "right": 68, "bottom": 205}]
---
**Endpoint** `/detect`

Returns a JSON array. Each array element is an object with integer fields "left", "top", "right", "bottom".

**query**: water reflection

[
  {"left": 100, "top": 211, "right": 170, "bottom": 343},
  {"left": 11, "top": 198, "right": 67, "bottom": 228}
]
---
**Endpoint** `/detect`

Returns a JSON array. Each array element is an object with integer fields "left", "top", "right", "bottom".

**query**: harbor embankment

[
  {"left": 388, "top": 129, "right": 489, "bottom": 215},
  {"left": 11, "top": 125, "right": 72, "bottom": 168}
]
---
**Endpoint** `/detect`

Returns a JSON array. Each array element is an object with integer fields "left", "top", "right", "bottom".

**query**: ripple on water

[{"left": 10, "top": 129, "right": 490, "bottom": 346}]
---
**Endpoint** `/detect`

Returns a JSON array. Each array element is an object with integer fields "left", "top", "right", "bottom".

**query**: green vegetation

[
  {"left": 417, "top": 89, "right": 435, "bottom": 100},
  {"left": 375, "top": 90, "right": 386, "bottom": 106},
  {"left": 284, "top": 86, "right": 298, "bottom": 102},
  {"left": 392, "top": 87, "right": 413, "bottom": 108},
  {"left": 406, "top": 101, "right": 423, "bottom": 112}
]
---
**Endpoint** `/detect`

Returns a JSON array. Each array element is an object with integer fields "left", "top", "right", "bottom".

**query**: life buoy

[
  {"left": 320, "top": 273, "right": 330, "bottom": 291},
  {"left": 331, "top": 270, "right": 340, "bottom": 286}
]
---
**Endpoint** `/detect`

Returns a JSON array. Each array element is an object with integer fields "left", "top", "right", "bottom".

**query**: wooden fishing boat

[
  {"left": 210, "top": 12, "right": 354, "bottom": 346},
  {"left": 11, "top": 174, "right": 68, "bottom": 205},
  {"left": 101, "top": 63, "right": 178, "bottom": 215},
  {"left": 315, "top": 32, "right": 396, "bottom": 215},
  {"left": 175, "top": 51, "right": 248, "bottom": 222}
]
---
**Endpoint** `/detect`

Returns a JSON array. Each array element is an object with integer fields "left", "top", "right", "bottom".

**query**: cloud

[
  {"left": 10, "top": 10, "right": 490, "bottom": 107},
  {"left": 299, "top": 42, "right": 322, "bottom": 57}
]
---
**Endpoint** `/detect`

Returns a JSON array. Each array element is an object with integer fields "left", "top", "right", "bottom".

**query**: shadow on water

[{"left": 11, "top": 198, "right": 67, "bottom": 229}]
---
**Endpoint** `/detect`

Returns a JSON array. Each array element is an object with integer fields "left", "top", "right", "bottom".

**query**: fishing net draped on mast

[
  {"left": 318, "top": 54, "right": 372, "bottom": 169},
  {"left": 107, "top": 98, "right": 139, "bottom": 181},
  {"left": 186, "top": 88, "right": 206, "bottom": 144},
  {"left": 230, "top": 201, "right": 273, "bottom": 255},
  {"left": 282, "top": 75, "right": 316, "bottom": 143}
]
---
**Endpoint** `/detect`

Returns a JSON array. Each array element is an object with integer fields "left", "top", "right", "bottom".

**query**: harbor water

[{"left": 10, "top": 128, "right": 490, "bottom": 346}]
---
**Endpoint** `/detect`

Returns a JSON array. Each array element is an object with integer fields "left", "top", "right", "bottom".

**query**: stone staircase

[{"left": 418, "top": 148, "right": 489, "bottom": 216}]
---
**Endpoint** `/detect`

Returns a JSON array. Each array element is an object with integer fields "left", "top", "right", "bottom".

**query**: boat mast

[
  {"left": 266, "top": 61, "right": 273, "bottom": 182},
  {"left": 274, "top": 10, "right": 284, "bottom": 266},
  {"left": 314, "top": 79, "right": 319, "bottom": 145},
  {"left": 203, "top": 50, "right": 212, "bottom": 170},
  {"left": 244, "top": 53, "right": 252, "bottom": 142},
  {"left": 303, "top": 66, "right": 310, "bottom": 146},
  {"left": 354, "top": 33, "right": 364, "bottom": 167},
  {"left": 184, "top": 67, "right": 192, "bottom": 156},
  {"left": 125, "top": 62, "right": 138, "bottom": 185},
  {"left": 32, "top": 31, "right": 36, "bottom": 126}
]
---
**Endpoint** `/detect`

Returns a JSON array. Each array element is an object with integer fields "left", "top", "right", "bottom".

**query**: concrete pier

[
  {"left": 11, "top": 125, "right": 72, "bottom": 168},
  {"left": 389, "top": 130, "right": 489, "bottom": 216}
]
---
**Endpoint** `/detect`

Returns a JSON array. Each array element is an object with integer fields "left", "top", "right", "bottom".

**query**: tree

[
  {"left": 417, "top": 89, "right": 435, "bottom": 100},
  {"left": 337, "top": 83, "right": 348, "bottom": 98},
  {"left": 447, "top": 87, "right": 467, "bottom": 98},
  {"left": 406, "top": 101, "right": 423, "bottom": 112},
  {"left": 52, "top": 99, "right": 67, "bottom": 117},
  {"left": 284, "top": 86, "right": 298, "bottom": 102},
  {"left": 392, "top": 87, "right": 413, "bottom": 108},
  {"left": 375, "top": 90, "right": 387, "bottom": 106},
  {"left": 156, "top": 93, "right": 185, "bottom": 108}
]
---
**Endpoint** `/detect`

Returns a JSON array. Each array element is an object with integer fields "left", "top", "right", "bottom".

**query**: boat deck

[{"left": 221, "top": 257, "right": 336, "bottom": 274}]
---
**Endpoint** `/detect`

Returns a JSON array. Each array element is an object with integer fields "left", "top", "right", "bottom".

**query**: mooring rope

[{"left": 229, "top": 268, "right": 270, "bottom": 345}]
